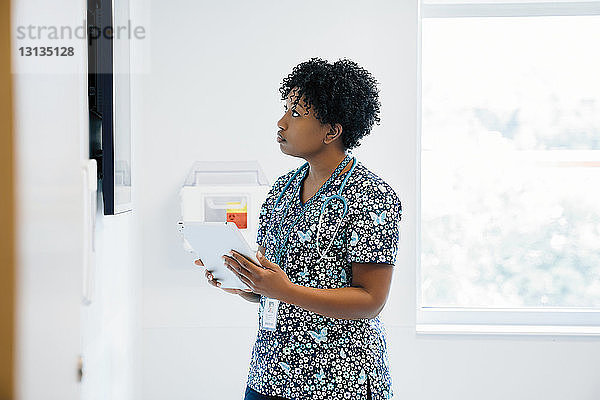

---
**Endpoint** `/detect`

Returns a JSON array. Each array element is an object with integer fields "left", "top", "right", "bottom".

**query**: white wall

[
  {"left": 133, "top": 1, "right": 600, "bottom": 399},
  {"left": 80, "top": 3, "right": 144, "bottom": 399},
  {"left": 13, "top": 59, "right": 85, "bottom": 400},
  {"left": 12, "top": 0, "right": 142, "bottom": 399},
  {"left": 12, "top": 0, "right": 87, "bottom": 398},
  {"left": 80, "top": 202, "right": 142, "bottom": 400}
]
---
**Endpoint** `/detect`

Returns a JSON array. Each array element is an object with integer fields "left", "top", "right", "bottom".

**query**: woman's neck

[{"left": 305, "top": 150, "right": 349, "bottom": 185}]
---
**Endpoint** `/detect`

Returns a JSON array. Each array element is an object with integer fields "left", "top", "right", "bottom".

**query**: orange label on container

[{"left": 226, "top": 202, "right": 247, "bottom": 229}]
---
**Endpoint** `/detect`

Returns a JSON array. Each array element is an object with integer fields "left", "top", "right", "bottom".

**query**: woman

[{"left": 197, "top": 57, "right": 402, "bottom": 400}]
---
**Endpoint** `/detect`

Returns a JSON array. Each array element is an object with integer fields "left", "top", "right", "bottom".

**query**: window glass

[{"left": 421, "top": 16, "right": 600, "bottom": 308}]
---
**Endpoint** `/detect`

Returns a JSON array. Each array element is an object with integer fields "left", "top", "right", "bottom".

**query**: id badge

[{"left": 261, "top": 297, "right": 280, "bottom": 331}]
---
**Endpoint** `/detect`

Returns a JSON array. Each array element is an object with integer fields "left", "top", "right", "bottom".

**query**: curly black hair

[{"left": 279, "top": 57, "right": 381, "bottom": 150}]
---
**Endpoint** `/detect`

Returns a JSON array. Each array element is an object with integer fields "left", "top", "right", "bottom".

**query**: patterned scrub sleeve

[{"left": 346, "top": 181, "right": 402, "bottom": 265}]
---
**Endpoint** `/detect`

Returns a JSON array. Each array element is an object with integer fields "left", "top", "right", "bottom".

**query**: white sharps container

[{"left": 179, "top": 161, "right": 270, "bottom": 251}]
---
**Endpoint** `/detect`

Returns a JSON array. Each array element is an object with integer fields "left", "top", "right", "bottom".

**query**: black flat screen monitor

[{"left": 88, "top": 0, "right": 132, "bottom": 215}]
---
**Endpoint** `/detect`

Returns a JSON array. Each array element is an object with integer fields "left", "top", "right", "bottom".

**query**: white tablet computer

[{"left": 180, "top": 221, "right": 260, "bottom": 290}]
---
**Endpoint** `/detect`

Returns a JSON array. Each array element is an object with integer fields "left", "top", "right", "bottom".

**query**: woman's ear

[{"left": 323, "top": 123, "right": 343, "bottom": 145}]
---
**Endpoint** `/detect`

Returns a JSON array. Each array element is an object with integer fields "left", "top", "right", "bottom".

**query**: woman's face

[{"left": 276, "top": 87, "right": 329, "bottom": 158}]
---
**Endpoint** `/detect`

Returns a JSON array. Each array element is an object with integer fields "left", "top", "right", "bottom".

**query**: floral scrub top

[{"left": 246, "top": 155, "right": 402, "bottom": 400}]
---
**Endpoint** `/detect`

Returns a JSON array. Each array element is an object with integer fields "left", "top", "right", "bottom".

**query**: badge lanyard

[{"left": 261, "top": 155, "right": 354, "bottom": 331}]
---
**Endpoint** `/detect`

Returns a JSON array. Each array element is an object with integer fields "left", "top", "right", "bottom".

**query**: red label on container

[{"left": 227, "top": 212, "right": 247, "bottom": 229}]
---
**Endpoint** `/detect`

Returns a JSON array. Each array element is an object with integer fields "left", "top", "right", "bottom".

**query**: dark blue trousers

[
  {"left": 243, "top": 381, "right": 372, "bottom": 400},
  {"left": 243, "top": 385, "right": 289, "bottom": 400}
]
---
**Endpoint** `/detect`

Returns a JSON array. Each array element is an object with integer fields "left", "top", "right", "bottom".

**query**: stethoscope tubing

[{"left": 270, "top": 155, "right": 358, "bottom": 266}]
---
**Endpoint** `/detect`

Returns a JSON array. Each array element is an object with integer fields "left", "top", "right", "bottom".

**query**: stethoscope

[{"left": 270, "top": 154, "right": 358, "bottom": 266}]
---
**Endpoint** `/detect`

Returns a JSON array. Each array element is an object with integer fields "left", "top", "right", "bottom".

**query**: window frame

[{"left": 417, "top": 0, "right": 600, "bottom": 336}]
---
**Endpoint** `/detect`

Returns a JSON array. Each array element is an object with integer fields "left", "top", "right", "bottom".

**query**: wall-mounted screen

[{"left": 88, "top": 0, "right": 132, "bottom": 215}]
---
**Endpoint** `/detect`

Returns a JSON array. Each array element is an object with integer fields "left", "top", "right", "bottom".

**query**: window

[{"left": 418, "top": 1, "right": 600, "bottom": 334}]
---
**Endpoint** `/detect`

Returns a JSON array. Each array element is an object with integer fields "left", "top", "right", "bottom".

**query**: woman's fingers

[
  {"left": 222, "top": 288, "right": 242, "bottom": 294},
  {"left": 202, "top": 260, "right": 252, "bottom": 293},
  {"left": 205, "top": 269, "right": 253, "bottom": 294},
  {"left": 227, "top": 264, "right": 255, "bottom": 291},
  {"left": 204, "top": 269, "right": 221, "bottom": 287}
]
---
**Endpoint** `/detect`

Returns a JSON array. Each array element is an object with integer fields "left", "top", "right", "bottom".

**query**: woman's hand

[
  {"left": 195, "top": 258, "right": 254, "bottom": 295},
  {"left": 223, "top": 250, "right": 295, "bottom": 301}
]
